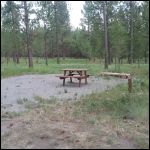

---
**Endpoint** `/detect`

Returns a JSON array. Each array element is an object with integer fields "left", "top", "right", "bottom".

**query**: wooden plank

[
  {"left": 56, "top": 75, "right": 89, "bottom": 78},
  {"left": 100, "top": 72, "right": 130, "bottom": 76},
  {"left": 61, "top": 69, "right": 88, "bottom": 71},
  {"left": 100, "top": 72, "right": 132, "bottom": 92},
  {"left": 100, "top": 72, "right": 131, "bottom": 79}
]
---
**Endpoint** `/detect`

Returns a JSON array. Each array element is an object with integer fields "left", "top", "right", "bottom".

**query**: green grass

[
  {"left": 1, "top": 57, "right": 103, "bottom": 78},
  {"left": 74, "top": 81, "right": 149, "bottom": 121},
  {"left": 1, "top": 57, "right": 149, "bottom": 78}
]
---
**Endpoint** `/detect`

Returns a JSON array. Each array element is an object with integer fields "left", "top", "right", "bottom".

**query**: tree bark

[
  {"left": 115, "top": 57, "right": 117, "bottom": 71},
  {"left": 24, "top": 1, "right": 33, "bottom": 68},
  {"left": 16, "top": 52, "right": 19, "bottom": 64},
  {"left": 54, "top": 1, "right": 60, "bottom": 64},
  {"left": 106, "top": 3, "right": 111, "bottom": 65},
  {"left": 13, "top": 52, "right": 16, "bottom": 63},
  {"left": 129, "top": 1, "right": 133, "bottom": 64},
  {"left": 118, "top": 57, "right": 120, "bottom": 72},
  {"left": 103, "top": 1, "right": 108, "bottom": 69},
  {"left": 138, "top": 58, "right": 140, "bottom": 68},
  {"left": 44, "top": 24, "right": 48, "bottom": 66}
]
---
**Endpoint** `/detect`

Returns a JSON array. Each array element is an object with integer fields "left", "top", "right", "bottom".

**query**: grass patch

[
  {"left": 34, "top": 96, "right": 57, "bottom": 104},
  {"left": 100, "top": 92, "right": 149, "bottom": 120},
  {"left": 74, "top": 81, "right": 149, "bottom": 121},
  {"left": 17, "top": 98, "right": 28, "bottom": 105},
  {"left": 24, "top": 96, "right": 57, "bottom": 110},
  {"left": 1, "top": 111, "right": 21, "bottom": 118},
  {"left": 133, "top": 136, "right": 149, "bottom": 149}
]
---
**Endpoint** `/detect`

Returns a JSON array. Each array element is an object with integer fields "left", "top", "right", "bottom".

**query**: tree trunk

[
  {"left": 61, "top": 34, "right": 65, "bottom": 60},
  {"left": 13, "top": 52, "right": 16, "bottom": 63},
  {"left": 54, "top": 1, "right": 60, "bottom": 64},
  {"left": 103, "top": 1, "right": 108, "bottom": 69},
  {"left": 24, "top": 1, "right": 33, "bottom": 68},
  {"left": 138, "top": 58, "right": 140, "bottom": 68},
  {"left": 129, "top": 1, "right": 133, "bottom": 64},
  {"left": 118, "top": 57, "right": 120, "bottom": 72},
  {"left": 115, "top": 57, "right": 117, "bottom": 71},
  {"left": 107, "top": 10, "right": 111, "bottom": 65},
  {"left": 44, "top": 25, "right": 48, "bottom": 66},
  {"left": 16, "top": 52, "right": 19, "bottom": 64},
  {"left": 11, "top": 2, "right": 18, "bottom": 65}
]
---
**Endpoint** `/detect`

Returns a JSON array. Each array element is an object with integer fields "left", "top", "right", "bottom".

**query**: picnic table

[{"left": 57, "top": 68, "right": 89, "bottom": 87}]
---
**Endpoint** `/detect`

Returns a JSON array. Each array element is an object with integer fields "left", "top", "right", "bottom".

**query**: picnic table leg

[
  {"left": 79, "top": 78, "right": 81, "bottom": 87},
  {"left": 84, "top": 71, "right": 87, "bottom": 84},
  {"left": 70, "top": 77, "right": 72, "bottom": 83},
  {"left": 85, "top": 77, "right": 87, "bottom": 84},
  {"left": 63, "top": 78, "right": 65, "bottom": 86}
]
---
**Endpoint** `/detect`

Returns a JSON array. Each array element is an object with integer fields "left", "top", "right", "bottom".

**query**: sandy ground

[{"left": 1, "top": 74, "right": 127, "bottom": 112}]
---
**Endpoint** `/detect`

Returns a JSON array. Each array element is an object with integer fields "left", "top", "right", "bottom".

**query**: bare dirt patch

[
  {"left": 1, "top": 74, "right": 127, "bottom": 112},
  {"left": 2, "top": 102, "right": 144, "bottom": 149}
]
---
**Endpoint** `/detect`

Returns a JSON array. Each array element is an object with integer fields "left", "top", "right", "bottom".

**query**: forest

[{"left": 1, "top": 1, "right": 149, "bottom": 68}]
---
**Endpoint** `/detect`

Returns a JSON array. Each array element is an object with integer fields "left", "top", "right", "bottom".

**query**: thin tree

[
  {"left": 23, "top": 1, "right": 33, "bottom": 68},
  {"left": 103, "top": 1, "right": 108, "bottom": 69},
  {"left": 54, "top": 1, "right": 59, "bottom": 64},
  {"left": 129, "top": 1, "right": 133, "bottom": 64}
]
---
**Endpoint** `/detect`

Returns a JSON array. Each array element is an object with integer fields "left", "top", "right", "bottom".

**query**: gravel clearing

[{"left": 1, "top": 74, "right": 127, "bottom": 112}]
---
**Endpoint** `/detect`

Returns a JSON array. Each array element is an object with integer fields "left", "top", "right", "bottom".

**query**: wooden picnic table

[{"left": 57, "top": 68, "right": 89, "bottom": 87}]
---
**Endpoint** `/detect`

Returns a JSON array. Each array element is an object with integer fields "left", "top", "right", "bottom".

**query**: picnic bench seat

[{"left": 56, "top": 75, "right": 90, "bottom": 87}]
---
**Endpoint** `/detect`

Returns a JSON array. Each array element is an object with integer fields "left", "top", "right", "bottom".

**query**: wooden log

[{"left": 100, "top": 72, "right": 132, "bottom": 92}]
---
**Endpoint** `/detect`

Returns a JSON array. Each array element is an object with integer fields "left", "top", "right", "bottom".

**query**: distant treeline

[{"left": 1, "top": 1, "right": 149, "bottom": 68}]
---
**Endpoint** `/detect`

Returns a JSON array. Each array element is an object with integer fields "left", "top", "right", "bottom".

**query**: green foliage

[{"left": 1, "top": 1, "right": 149, "bottom": 63}]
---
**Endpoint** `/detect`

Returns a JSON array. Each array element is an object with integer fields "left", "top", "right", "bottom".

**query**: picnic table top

[{"left": 61, "top": 68, "right": 88, "bottom": 71}]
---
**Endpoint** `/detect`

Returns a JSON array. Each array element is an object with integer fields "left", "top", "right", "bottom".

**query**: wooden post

[
  {"left": 79, "top": 78, "right": 81, "bottom": 87},
  {"left": 63, "top": 78, "right": 65, "bottom": 86},
  {"left": 128, "top": 76, "right": 132, "bottom": 93}
]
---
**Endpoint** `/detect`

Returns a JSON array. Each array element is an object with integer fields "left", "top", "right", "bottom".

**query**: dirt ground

[
  {"left": 1, "top": 75, "right": 149, "bottom": 149},
  {"left": 1, "top": 74, "right": 127, "bottom": 112},
  {"left": 2, "top": 102, "right": 145, "bottom": 149}
]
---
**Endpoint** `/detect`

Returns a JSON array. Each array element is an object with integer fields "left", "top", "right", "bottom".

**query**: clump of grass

[
  {"left": 87, "top": 117, "right": 97, "bottom": 125},
  {"left": 132, "top": 78, "right": 149, "bottom": 92},
  {"left": 34, "top": 96, "right": 57, "bottom": 104},
  {"left": 100, "top": 93, "right": 148, "bottom": 120},
  {"left": 24, "top": 101, "right": 38, "bottom": 109},
  {"left": 1, "top": 111, "right": 21, "bottom": 118},
  {"left": 133, "top": 136, "right": 149, "bottom": 149},
  {"left": 17, "top": 98, "right": 28, "bottom": 105},
  {"left": 74, "top": 81, "right": 148, "bottom": 120},
  {"left": 64, "top": 89, "right": 68, "bottom": 93}
]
